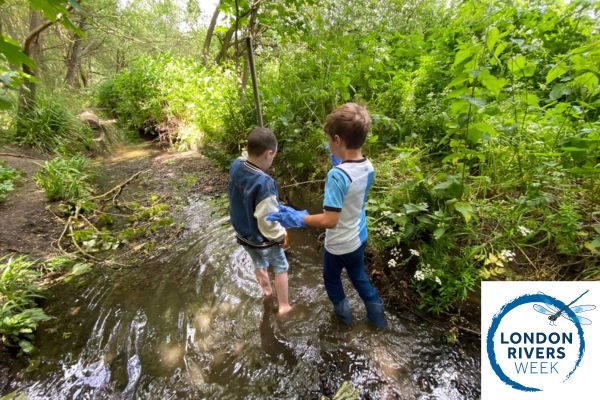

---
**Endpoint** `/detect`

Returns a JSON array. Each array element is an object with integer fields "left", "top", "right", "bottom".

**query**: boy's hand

[
  {"left": 282, "top": 231, "right": 290, "bottom": 250},
  {"left": 325, "top": 145, "right": 342, "bottom": 166},
  {"left": 267, "top": 205, "right": 308, "bottom": 229}
]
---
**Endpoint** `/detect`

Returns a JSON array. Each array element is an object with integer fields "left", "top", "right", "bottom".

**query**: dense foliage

[{"left": 1, "top": 0, "right": 599, "bottom": 316}]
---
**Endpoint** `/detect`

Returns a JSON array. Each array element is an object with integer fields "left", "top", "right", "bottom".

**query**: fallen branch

[
  {"left": 281, "top": 179, "right": 325, "bottom": 189},
  {"left": 0, "top": 152, "right": 41, "bottom": 160},
  {"left": 90, "top": 169, "right": 149, "bottom": 201}
]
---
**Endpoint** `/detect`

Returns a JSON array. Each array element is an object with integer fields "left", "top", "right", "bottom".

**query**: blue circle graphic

[{"left": 486, "top": 293, "right": 586, "bottom": 392}]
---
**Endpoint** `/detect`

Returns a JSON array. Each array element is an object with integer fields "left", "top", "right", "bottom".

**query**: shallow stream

[{"left": 6, "top": 192, "right": 480, "bottom": 399}]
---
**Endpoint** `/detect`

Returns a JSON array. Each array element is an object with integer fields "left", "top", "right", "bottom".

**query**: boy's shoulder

[{"left": 327, "top": 158, "right": 374, "bottom": 181}]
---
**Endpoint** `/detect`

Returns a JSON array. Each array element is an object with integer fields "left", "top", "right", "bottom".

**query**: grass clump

[{"left": 34, "top": 155, "right": 94, "bottom": 202}]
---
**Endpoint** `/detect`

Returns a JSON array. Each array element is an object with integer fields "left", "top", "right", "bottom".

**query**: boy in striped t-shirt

[{"left": 268, "top": 103, "right": 387, "bottom": 328}]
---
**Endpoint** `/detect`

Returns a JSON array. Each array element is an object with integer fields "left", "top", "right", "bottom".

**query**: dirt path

[
  {"left": 0, "top": 145, "right": 58, "bottom": 258},
  {"left": 0, "top": 142, "right": 228, "bottom": 261}
]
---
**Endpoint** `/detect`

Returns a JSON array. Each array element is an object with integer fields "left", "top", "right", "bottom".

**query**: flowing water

[{"left": 6, "top": 195, "right": 480, "bottom": 399}]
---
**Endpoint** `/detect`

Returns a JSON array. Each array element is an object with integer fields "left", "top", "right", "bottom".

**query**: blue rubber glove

[
  {"left": 267, "top": 205, "right": 308, "bottom": 229},
  {"left": 325, "top": 145, "right": 342, "bottom": 166}
]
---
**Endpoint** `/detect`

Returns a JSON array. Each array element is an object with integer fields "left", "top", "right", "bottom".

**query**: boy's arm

[
  {"left": 304, "top": 210, "right": 340, "bottom": 229},
  {"left": 254, "top": 195, "right": 287, "bottom": 242}
]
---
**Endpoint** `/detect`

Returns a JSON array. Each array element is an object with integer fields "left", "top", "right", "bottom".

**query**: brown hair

[
  {"left": 247, "top": 127, "right": 277, "bottom": 157},
  {"left": 324, "top": 103, "right": 371, "bottom": 149}
]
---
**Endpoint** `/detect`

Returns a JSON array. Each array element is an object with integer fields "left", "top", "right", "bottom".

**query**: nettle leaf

[
  {"left": 523, "top": 93, "right": 539, "bottom": 107},
  {"left": 469, "top": 122, "right": 497, "bottom": 143},
  {"left": 573, "top": 72, "right": 599, "bottom": 93},
  {"left": 508, "top": 55, "right": 535, "bottom": 79},
  {"left": 494, "top": 42, "right": 507, "bottom": 58},
  {"left": 478, "top": 69, "right": 506, "bottom": 97},
  {"left": 463, "top": 96, "right": 487, "bottom": 108},
  {"left": 453, "top": 44, "right": 480, "bottom": 68},
  {"left": 452, "top": 201, "right": 473, "bottom": 223},
  {"left": 487, "top": 27, "right": 500, "bottom": 51},
  {"left": 546, "top": 64, "right": 568, "bottom": 84},
  {"left": 550, "top": 84, "right": 573, "bottom": 100},
  {"left": 450, "top": 99, "right": 470, "bottom": 115}
]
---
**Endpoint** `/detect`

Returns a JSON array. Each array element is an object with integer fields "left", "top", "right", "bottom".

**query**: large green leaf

[
  {"left": 546, "top": 64, "right": 568, "bottom": 84},
  {"left": 452, "top": 201, "right": 473, "bottom": 223},
  {"left": 479, "top": 69, "right": 506, "bottom": 97},
  {"left": 0, "top": 36, "right": 35, "bottom": 68},
  {"left": 486, "top": 27, "right": 500, "bottom": 51}
]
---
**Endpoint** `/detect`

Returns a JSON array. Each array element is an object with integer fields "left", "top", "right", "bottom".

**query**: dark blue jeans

[{"left": 323, "top": 241, "right": 382, "bottom": 305}]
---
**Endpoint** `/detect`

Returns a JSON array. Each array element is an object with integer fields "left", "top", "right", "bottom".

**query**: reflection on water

[{"left": 5, "top": 198, "right": 480, "bottom": 399}]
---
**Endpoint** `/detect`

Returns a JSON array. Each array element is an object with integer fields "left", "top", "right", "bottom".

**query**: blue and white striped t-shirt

[{"left": 323, "top": 158, "right": 374, "bottom": 255}]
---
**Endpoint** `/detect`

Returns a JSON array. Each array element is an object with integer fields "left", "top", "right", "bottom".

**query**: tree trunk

[
  {"left": 202, "top": 0, "right": 221, "bottom": 63},
  {"left": 214, "top": 27, "right": 234, "bottom": 64},
  {"left": 17, "top": 8, "right": 44, "bottom": 131},
  {"left": 65, "top": 18, "right": 87, "bottom": 88}
]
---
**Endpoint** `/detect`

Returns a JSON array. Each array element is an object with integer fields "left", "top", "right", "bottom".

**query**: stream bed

[{"left": 5, "top": 194, "right": 480, "bottom": 399}]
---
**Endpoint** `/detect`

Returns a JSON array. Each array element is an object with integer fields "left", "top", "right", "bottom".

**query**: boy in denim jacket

[
  {"left": 268, "top": 103, "right": 387, "bottom": 328},
  {"left": 229, "top": 127, "right": 292, "bottom": 316}
]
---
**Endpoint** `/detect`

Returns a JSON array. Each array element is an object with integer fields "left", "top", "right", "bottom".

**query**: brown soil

[
  {"left": 0, "top": 142, "right": 229, "bottom": 262},
  {"left": 0, "top": 145, "right": 58, "bottom": 258}
]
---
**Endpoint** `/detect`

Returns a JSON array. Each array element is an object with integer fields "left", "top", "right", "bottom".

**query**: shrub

[
  {"left": 0, "top": 256, "right": 52, "bottom": 354},
  {"left": 14, "top": 93, "right": 93, "bottom": 154}
]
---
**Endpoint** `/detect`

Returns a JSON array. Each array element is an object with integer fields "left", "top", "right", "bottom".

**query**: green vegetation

[
  {"left": 13, "top": 93, "right": 94, "bottom": 154},
  {"left": 0, "top": 161, "right": 22, "bottom": 202},
  {"left": 0, "top": 255, "right": 91, "bottom": 354},
  {"left": 34, "top": 155, "right": 93, "bottom": 202},
  {"left": 0, "top": 256, "right": 51, "bottom": 354},
  {"left": 1, "top": 0, "right": 599, "bottom": 318}
]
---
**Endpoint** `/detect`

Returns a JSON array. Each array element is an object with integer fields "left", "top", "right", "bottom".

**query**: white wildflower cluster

[
  {"left": 518, "top": 225, "right": 532, "bottom": 237},
  {"left": 381, "top": 224, "right": 395, "bottom": 237},
  {"left": 382, "top": 210, "right": 392, "bottom": 216},
  {"left": 409, "top": 249, "right": 420, "bottom": 257},
  {"left": 391, "top": 247, "right": 402, "bottom": 258},
  {"left": 414, "top": 263, "right": 435, "bottom": 282},
  {"left": 434, "top": 276, "right": 442, "bottom": 285},
  {"left": 499, "top": 249, "right": 516, "bottom": 262},
  {"left": 388, "top": 259, "right": 397, "bottom": 268}
]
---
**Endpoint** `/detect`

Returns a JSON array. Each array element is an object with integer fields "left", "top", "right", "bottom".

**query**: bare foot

[{"left": 276, "top": 304, "right": 293, "bottom": 317}]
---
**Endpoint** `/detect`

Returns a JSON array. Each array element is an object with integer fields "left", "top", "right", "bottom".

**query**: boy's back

[{"left": 323, "top": 158, "right": 374, "bottom": 255}]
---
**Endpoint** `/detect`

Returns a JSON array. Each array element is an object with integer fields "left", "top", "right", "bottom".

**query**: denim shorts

[{"left": 243, "top": 245, "right": 289, "bottom": 274}]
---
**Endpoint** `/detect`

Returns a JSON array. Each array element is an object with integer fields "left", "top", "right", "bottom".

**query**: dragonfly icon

[{"left": 533, "top": 290, "right": 596, "bottom": 326}]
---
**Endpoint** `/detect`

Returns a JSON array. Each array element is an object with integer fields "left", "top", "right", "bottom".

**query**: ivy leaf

[{"left": 546, "top": 64, "right": 567, "bottom": 84}]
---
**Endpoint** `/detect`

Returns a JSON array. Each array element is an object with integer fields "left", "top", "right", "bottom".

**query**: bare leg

[
  {"left": 255, "top": 268, "right": 272, "bottom": 297},
  {"left": 274, "top": 272, "right": 292, "bottom": 316}
]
